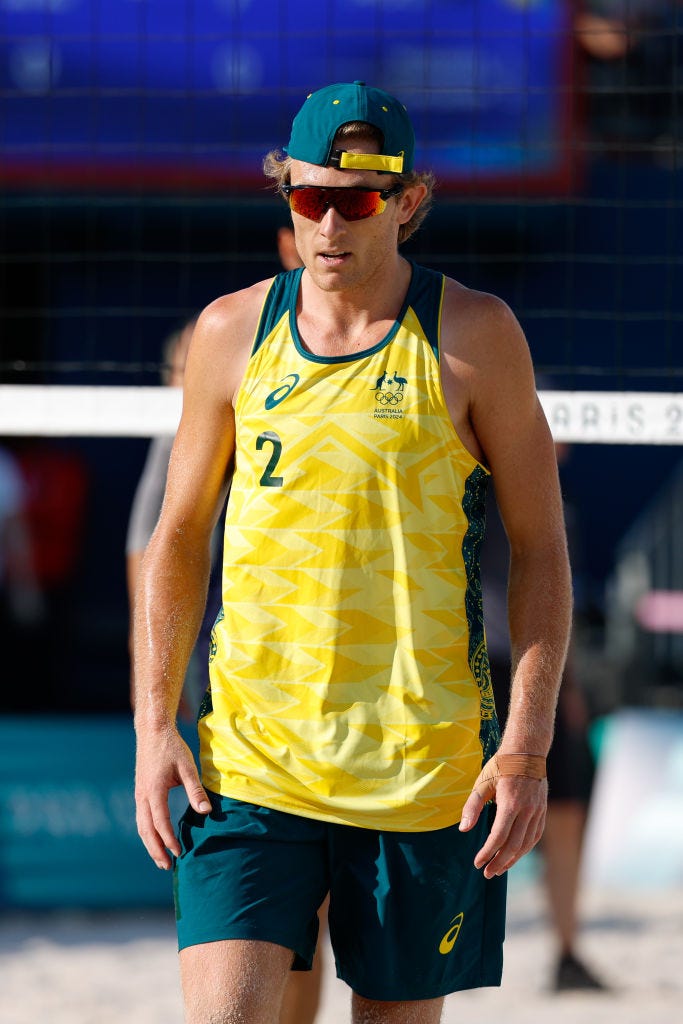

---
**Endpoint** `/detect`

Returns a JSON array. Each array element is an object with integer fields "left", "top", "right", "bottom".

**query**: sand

[{"left": 1, "top": 880, "right": 681, "bottom": 1024}]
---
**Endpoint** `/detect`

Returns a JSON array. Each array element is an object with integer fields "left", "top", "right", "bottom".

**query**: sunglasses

[{"left": 280, "top": 183, "right": 403, "bottom": 222}]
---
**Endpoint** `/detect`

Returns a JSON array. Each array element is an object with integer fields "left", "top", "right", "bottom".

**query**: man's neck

[{"left": 296, "top": 257, "right": 412, "bottom": 357}]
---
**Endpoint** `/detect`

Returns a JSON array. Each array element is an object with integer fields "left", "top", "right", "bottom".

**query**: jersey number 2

[{"left": 256, "top": 431, "right": 283, "bottom": 487}]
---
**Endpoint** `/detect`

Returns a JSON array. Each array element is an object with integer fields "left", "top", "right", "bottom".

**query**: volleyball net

[
  {"left": 0, "top": 1, "right": 680, "bottom": 712},
  {"left": 1, "top": 0, "right": 680, "bottom": 400},
  {"left": 0, "top": 384, "right": 679, "bottom": 445}
]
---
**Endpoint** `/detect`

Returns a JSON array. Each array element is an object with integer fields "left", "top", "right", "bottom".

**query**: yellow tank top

[{"left": 199, "top": 263, "right": 499, "bottom": 831}]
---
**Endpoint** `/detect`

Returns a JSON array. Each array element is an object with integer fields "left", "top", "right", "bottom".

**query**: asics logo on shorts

[{"left": 438, "top": 912, "right": 464, "bottom": 954}]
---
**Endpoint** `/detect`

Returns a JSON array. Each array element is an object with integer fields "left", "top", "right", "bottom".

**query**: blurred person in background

[
  {"left": 0, "top": 443, "right": 43, "bottom": 707},
  {"left": 13, "top": 438, "right": 88, "bottom": 710},
  {"left": 575, "top": 0, "right": 682, "bottom": 156},
  {"left": 482, "top": 441, "right": 608, "bottom": 993},
  {"left": 126, "top": 318, "right": 209, "bottom": 720}
]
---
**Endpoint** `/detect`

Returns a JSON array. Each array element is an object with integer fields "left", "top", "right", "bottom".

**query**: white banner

[
  {"left": 0, "top": 386, "right": 681, "bottom": 443},
  {"left": 540, "top": 391, "right": 683, "bottom": 445},
  {"left": 0, "top": 385, "right": 182, "bottom": 437}
]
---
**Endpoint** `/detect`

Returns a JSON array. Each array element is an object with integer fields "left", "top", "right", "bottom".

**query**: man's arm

[
  {"left": 133, "top": 286, "right": 263, "bottom": 869},
  {"left": 442, "top": 285, "right": 573, "bottom": 878}
]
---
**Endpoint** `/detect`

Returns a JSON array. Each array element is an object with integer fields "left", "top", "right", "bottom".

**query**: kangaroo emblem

[{"left": 373, "top": 370, "right": 407, "bottom": 406}]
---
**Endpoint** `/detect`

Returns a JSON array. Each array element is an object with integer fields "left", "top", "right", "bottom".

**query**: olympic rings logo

[{"left": 375, "top": 390, "right": 404, "bottom": 405}]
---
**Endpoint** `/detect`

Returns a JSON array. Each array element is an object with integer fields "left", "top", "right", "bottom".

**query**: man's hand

[
  {"left": 134, "top": 726, "right": 211, "bottom": 870},
  {"left": 459, "top": 753, "right": 548, "bottom": 879}
]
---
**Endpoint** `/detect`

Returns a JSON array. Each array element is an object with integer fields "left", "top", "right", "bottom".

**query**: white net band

[
  {"left": 0, "top": 386, "right": 681, "bottom": 444},
  {"left": 0, "top": 385, "right": 183, "bottom": 438}
]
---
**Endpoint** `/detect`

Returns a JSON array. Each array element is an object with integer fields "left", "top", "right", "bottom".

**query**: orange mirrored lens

[{"left": 288, "top": 187, "right": 386, "bottom": 222}]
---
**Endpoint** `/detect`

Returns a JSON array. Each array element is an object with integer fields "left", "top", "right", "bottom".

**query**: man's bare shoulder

[
  {"left": 441, "top": 277, "right": 522, "bottom": 345},
  {"left": 197, "top": 278, "right": 275, "bottom": 344},
  {"left": 440, "top": 276, "right": 530, "bottom": 384},
  {"left": 184, "top": 278, "right": 276, "bottom": 405},
  {"left": 436, "top": 275, "right": 537, "bottom": 465}
]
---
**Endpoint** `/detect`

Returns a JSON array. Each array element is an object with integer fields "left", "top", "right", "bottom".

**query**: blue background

[
  {"left": 0, "top": 716, "right": 197, "bottom": 907},
  {"left": 0, "top": 0, "right": 572, "bottom": 188}
]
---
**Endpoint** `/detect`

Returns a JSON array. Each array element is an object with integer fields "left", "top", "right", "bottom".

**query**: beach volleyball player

[{"left": 134, "top": 82, "right": 572, "bottom": 1023}]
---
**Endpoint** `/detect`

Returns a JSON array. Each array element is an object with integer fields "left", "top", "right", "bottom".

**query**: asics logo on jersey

[
  {"left": 438, "top": 912, "right": 464, "bottom": 954},
  {"left": 265, "top": 374, "right": 300, "bottom": 410}
]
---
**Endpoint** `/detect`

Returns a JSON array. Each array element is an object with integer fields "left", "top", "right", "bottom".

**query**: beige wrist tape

[{"left": 472, "top": 753, "right": 547, "bottom": 802}]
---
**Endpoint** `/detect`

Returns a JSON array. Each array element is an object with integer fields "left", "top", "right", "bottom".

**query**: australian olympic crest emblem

[{"left": 371, "top": 369, "right": 408, "bottom": 415}]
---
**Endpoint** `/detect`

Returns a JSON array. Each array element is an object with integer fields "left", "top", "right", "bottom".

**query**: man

[{"left": 134, "top": 82, "right": 572, "bottom": 1024}]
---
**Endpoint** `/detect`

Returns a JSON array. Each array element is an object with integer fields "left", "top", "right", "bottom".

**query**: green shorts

[{"left": 174, "top": 793, "right": 506, "bottom": 1001}]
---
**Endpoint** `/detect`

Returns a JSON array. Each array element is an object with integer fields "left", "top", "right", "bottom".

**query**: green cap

[{"left": 285, "top": 81, "right": 415, "bottom": 174}]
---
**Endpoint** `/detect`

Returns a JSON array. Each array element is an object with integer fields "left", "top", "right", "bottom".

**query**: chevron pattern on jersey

[{"left": 199, "top": 265, "right": 497, "bottom": 831}]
